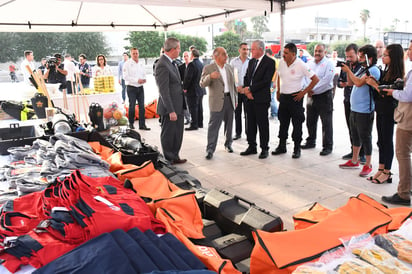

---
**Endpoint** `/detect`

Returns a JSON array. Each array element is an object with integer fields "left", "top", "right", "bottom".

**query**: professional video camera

[
  {"left": 46, "top": 56, "right": 58, "bottom": 68},
  {"left": 378, "top": 79, "right": 404, "bottom": 95}
]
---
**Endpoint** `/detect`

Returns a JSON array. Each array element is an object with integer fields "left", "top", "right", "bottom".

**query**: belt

[
  {"left": 224, "top": 93, "right": 230, "bottom": 96},
  {"left": 312, "top": 89, "right": 332, "bottom": 97}
]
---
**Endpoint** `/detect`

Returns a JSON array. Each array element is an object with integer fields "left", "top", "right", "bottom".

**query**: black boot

[
  {"left": 292, "top": 142, "right": 301, "bottom": 159},
  {"left": 272, "top": 139, "right": 287, "bottom": 155}
]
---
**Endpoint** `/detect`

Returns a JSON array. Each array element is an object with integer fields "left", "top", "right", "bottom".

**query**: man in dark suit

[
  {"left": 240, "top": 40, "right": 276, "bottom": 159},
  {"left": 178, "top": 51, "right": 192, "bottom": 125},
  {"left": 183, "top": 48, "right": 206, "bottom": 130},
  {"left": 155, "top": 37, "right": 186, "bottom": 165}
]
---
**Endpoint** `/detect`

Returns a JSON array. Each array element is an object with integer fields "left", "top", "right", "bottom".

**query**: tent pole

[{"left": 280, "top": 0, "right": 286, "bottom": 48}]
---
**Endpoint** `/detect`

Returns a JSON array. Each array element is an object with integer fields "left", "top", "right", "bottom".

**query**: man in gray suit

[
  {"left": 200, "top": 47, "right": 237, "bottom": 160},
  {"left": 155, "top": 37, "right": 187, "bottom": 164}
]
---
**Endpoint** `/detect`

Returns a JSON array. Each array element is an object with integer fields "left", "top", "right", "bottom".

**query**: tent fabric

[{"left": 0, "top": 0, "right": 349, "bottom": 32}]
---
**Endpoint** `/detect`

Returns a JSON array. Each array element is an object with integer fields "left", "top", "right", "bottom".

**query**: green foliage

[
  {"left": 0, "top": 33, "right": 20, "bottom": 62},
  {"left": 331, "top": 41, "right": 350, "bottom": 58},
  {"left": 62, "top": 33, "right": 110, "bottom": 61},
  {"left": 0, "top": 32, "right": 109, "bottom": 62},
  {"left": 224, "top": 20, "right": 247, "bottom": 40},
  {"left": 125, "top": 31, "right": 207, "bottom": 58},
  {"left": 126, "top": 31, "right": 164, "bottom": 58},
  {"left": 306, "top": 42, "right": 320, "bottom": 55},
  {"left": 213, "top": 32, "right": 241, "bottom": 57},
  {"left": 168, "top": 32, "right": 207, "bottom": 55},
  {"left": 251, "top": 16, "right": 269, "bottom": 38}
]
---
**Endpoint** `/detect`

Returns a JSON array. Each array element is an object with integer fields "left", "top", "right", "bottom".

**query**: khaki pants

[{"left": 396, "top": 127, "right": 412, "bottom": 200}]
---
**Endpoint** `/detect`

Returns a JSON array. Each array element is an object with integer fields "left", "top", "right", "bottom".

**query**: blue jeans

[{"left": 270, "top": 89, "right": 278, "bottom": 117}]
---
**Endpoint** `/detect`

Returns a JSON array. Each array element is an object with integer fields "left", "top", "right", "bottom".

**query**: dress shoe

[
  {"left": 301, "top": 143, "right": 315, "bottom": 149},
  {"left": 205, "top": 152, "right": 213, "bottom": 160},
  {"left": 185, "top": 126, "right": 198, "bottom": 131},
  {"left": 382, "top": 193, "right": 411, "bottom": 206},
  {"left": 319, "top": 148, "right": 332, "bottom": 156},
  {"left": 233, "top": 135, "right": 241, "bottom": 140},
  {"left": 184, "top": 121, "right": 190, "bottom": 125},
  {"left": 240, "top": 147, "right": 257, "bottom": 156},
  {"left": 198, "top": 125, "right": 203, "bottom": 128},
  {"left": 271, "top": 146, "right": 286, "bottom": 155},
  {"left": 129, "top": 124, "right": 135, "bottom": 129},
  {"left": 259, "top": 150, "right": 268, "bottom": 159},
  {"left": 139, "top": 126, "right": 151, "bottom": 131},
  {"left": 342, "top": 152, "right": 352, "bottom": 160},
  {"left": 171, "top": 158, "right": 187, "bottom": 165},
  {"left": 225, "top": 146, "right": 234, "bottom": 153},
  {"left": 292, "top": 146, "right": 301, "bottom": 159}
]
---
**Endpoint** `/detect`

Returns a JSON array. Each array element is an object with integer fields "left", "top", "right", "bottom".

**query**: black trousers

[
  {"left": 127, "top": 85, "right": 145, "bottom": 128},
  {"left": 198, "top": 95, "right": 204, "bottom": 128},
  {"left": 245, "top": 100, "right": 270, "bottom": 150},
  {"left": 186, "top": 95, "right": 199, "bottom": 128},
  {"left": 376, "top": 111, "right": 395, "bottom": 169},
  {"left": 305, "top": 90, "right": 333, "bottom": 149},
  {"left": 234, "top": 93, "right": 248, "bottom": 136},
  {"left": 278, "top": 93, "right": 305, "bottom": 143}
]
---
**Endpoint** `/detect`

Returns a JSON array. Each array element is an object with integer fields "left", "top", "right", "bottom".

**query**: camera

[
  {"left": 336, "top": 60, "right": 348, "bottom": 67},
  {"left": 378, "top": 79, "right": 404, "bottom": 95},
  {"left": 46, "top": 56, "right": 57, "bottom": 68}
]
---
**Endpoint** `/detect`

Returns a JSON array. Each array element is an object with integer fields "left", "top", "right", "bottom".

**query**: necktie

[
  {"left": 252, "top": 59, "right": 258, "bottom": 76},
  {"left": 172, "top": 60, "right": 181, "bottom": 81}
]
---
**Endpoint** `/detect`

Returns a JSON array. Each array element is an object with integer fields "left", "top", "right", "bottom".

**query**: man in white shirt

[
  {"left": 301, "top": 44, "right": 335, "bottom": 156},
  {"left": 123, "top": 47, "right": 149, "bottom": 130},
  {"left": 63, "top": 54, "right": 78, "bottom": 94},
  {"left": 20, "top": 50, "right": 35, "bottom": 85},
  {"left": 230, "top": 42, "right": 250, "bottom": 140},
  {"left": 272, "top": 43, "right": 319, "bottom": 159}
]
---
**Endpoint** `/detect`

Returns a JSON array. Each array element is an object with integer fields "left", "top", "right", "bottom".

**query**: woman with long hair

[
  {"left": 93, "top": 54, "right": 112, "bottom": 77},
  {"left": 366, "top": 43, "right": 405, "bottom": 184}
]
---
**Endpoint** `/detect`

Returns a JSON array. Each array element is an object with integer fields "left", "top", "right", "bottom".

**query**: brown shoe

[{"left": 171, "top": 158, "right": 187, "bottom": 165}]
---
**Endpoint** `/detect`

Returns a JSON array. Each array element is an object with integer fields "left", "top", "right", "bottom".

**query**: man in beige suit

[{"left": 200, "top": 47, "right": 237, "bottom": 159}]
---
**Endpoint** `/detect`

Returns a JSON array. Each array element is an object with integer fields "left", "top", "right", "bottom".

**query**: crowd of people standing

[
  {"left": 152, "top": 37, "right": 412, "bottom": 208},
  {"left": 15, "top": 37, "right": 412, "bottom": 207}
]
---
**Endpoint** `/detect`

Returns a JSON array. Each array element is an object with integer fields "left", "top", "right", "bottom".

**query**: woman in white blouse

[{"left": 93, "top": 54, "right": 112, "bottom": 77}]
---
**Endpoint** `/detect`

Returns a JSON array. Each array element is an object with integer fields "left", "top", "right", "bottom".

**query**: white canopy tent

[{"left": 0, "top": 0, "right": 349, "bottom": 36}]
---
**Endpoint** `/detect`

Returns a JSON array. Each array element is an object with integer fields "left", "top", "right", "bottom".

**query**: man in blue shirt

[
  {"left": 339, "top": 45, "right": 380, "bottom": 178},
  {"left": 301, "top": 44, "right": 335, "bottom": 155},
  {"left": 298, "top": 49, "right": 307, "bottom": 63}
]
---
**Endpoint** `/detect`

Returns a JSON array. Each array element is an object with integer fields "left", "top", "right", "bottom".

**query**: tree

[
  {"left": 168, "top": 32, "right": 207, "bottom": 55},
  {"left": 224, "top": 19, "right": 247, "bottom": 40},
  {"left": 331, "top": 41, "right": 350, "bottom": 59},
  {"left": 0, "top": 32, "right": 109, "bottom": 62},
  {"left": 213, "top": 32, "right": 241, "bottom": 57},
  {"left": 62, "top": 33, "right": 110, "bottom": 61},
  {"left": 126, "top": 31, "right": 164, "bottom": 58},
  {"left": 392, "top": 18, "right": 400, "bottom": 31},
  {"left": 251, "top": 16, "right": 269, "bottom": 38},
  {"left": 360, "top": 9, "right": 370, "bottom": 41},
  {"left": 0, "top": 33, "right": 20, "bottom": 62}
]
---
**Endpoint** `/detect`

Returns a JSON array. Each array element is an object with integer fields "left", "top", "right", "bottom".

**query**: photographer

[
  {"left": 44, "top": 53, "right": 67, "bottom": 91},
  {"left": 365, "top": 44, "right": 405, "bottom": 185},
  {"left": 338, "top": 44, "right": 366, "bottom": 163},
  {"left": 381, "top": 41, "right": 412, "bottom": 206},
  {"left": 339, "top": 45, "right": 381, "bottom": 178}
]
